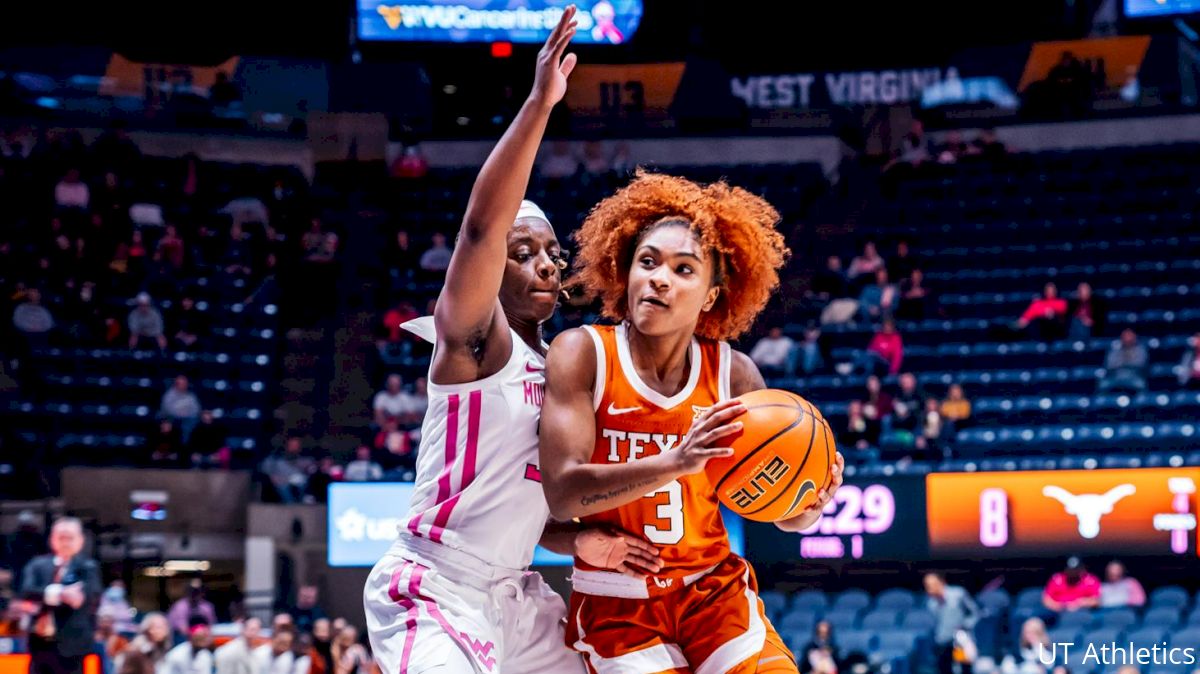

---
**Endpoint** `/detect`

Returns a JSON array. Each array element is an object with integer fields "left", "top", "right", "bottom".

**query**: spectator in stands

[
  {"left": 222, "top": 222, "right": 254, "bottom": 276},
  {"left": 581, "top": 140, "right": 610, "bottom": 177},
  {"left": 377, "top": 300, "right": 419, "bottom": 363},
  {"left": 290, "top": 585, "right": 326, "bottom": 635},
  {"left": 749, "top": 326, "right": 796, "bottom": 378},
  {"left": 1177, "top": 333, "right": 1200, "bottom": 388},
  {"left": 302, "top": 220, "right": 326, "bottom": 259},
  {"left": 307, "top": 619, "right": 333, "bottom": 674},
  {"left": 253, "top": 625, "right": 295, "bottom": 674},
  {"left": 331, "top": 626, "right": 370, "bottom": 674},
  {"left": 812, "top": 255, "right": 849, "bottom": 301},
  {"left": 160, "top": 376, "right": 202, "bottom": 442},
  {"left": 170, "top": 296, "right": 207, "bottom": 351},
  {"left": 1002, "top": 618, "right": 1051, "bottom": 674},
  {"left": 1043, "top": 556, "right": 1100, "bottom": 613},
  {"left": 96, "top": 581, "right": 136, "bottom": 636},
  {"left": 1098, "top": 329, "right": 1148, "bottom": 392},
  {"left": 263, "top": 437, "right": 313, "bottom": 504},
  {"left": 343, "top": 446, "right": 383, "bottom": 483},
  {"left": 798, "top": 325, "right": 824, "bottom": 375},
  {"left": 12, "top": 288, "right": 54, "bottom": 344},
  {"left": 214, "top": 617, "right": 261, "bottom": 674},
  {"left": 858, "top": 268, "right": 898, "bottom": 322},
  {"left": 863, "top": 319, "right": 904, "bottom": 376},
  {"left": 863, "top": 375, "right": 894, "bottom": 433},
  {"left": 920, "top": 398, "right": 946, "bottom": 452},
  {"left": 611, "top": 142, "right": 632, "bottom": 176},
  {"left": 925, "top": 572, "right": 980, "bottom": 674},
  {"left": 936, "top": 130, "right": 971, "bottom": 165},
  {"left": 899, "top": 268, "right": 931, "bottom": 321},
  {"left": 1068, "top": 282, "right": 1106, "bottom": 339},
  {"left": 6, "top": 510, "right": 46, "bottom": 583},
  {"left": 889, "top": 241, "right": 919, "bottom": 281},
  {"left": 156, "top": 225, "right": 186, "bottom": 271},
  {"left": 149, "top": 419, "right": 184, "bottom": 466},
  {"left": 164, "top": 620, "right": 214, "bottom": 674},
  {"left": 1099, "top": 560, "right": 1145, "bottom": 608},
  {"left": 95, "top": 609, "right": 131, "bottom": 674},
  {"left": 540, "top": 140, "right": 579, "bottom": 180},
  {"left": 892, "top": 372, "right": 925, "bottom": 432},
  {"left": 373, "top": 374, "right": 422, "bottom": 427},
  {"left": 115, "top": 613, "right": 171, "bottom": 674},
  {"left": 1016, "top": 283, "right": 1068, "bottom": 342},
  {"left": 973, "top": 128, "right": 1008, "bottom": 159},
  {"left": 128, "top": 293, "right": 168, "bottom": 351},
  {"left": 418, "top": 232, "right": 452, "bottom": 274},
  {"left": 799, "top": 621, "right": 839, "bottom": 674},
  {"left": 387, "top": 231, "right": 421, "bottom": 283},
  {"left": 189, "top": 410, "right": 229, "bottom": 469},
  {"left": 391, "top": 144, "right": 429, "bottom": 180},
  {"left": 306, "top": 457, "right": 342, "bottom": 503},
  {"left": 941, "top": 384, "right": 972, "bottom": 427},
  {"left": 168, "top": 579, "right": 217, "bottom": 638},
  {"left": 847, "top": 241, "right": 886, "bottom": 284},
  {"left": 54, "top": 169, "right": 89, "bottom": 211}
]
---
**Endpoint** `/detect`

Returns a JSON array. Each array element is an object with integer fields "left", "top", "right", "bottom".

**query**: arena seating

[{"left": 760, "top": 584, "right": 1200, "bottom": 674}]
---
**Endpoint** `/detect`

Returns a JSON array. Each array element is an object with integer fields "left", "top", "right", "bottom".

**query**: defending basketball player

[
  {"left": 539, "top": 172, "right": 846, "bottom": 673},
  {"left": 363, "top": 8, "right": 662, "bottom": 674}
]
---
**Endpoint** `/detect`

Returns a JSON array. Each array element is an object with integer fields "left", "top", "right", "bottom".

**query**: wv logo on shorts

[
  {"left": 458, "top": 634, "right": 497, "bottom": 671},
  {"left": 730, "top": 456, "right": 791, "bottom": 509},
  {"left": 652, "top": 577, "right": 674, "bottom": 589}
]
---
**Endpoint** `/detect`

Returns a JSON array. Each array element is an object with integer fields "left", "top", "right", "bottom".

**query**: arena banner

[
  {"left": 563, "top": 63, "right": 686, "bottom": 123},
  {"left": 357, "top": 0, "right": 643, "bottom": 44},
  {"left": 730, "top": 66, "right": 966, "bottom": 110},
  {"left": 1018, "top": 35, "right": 1152, "bottom": 91},
  {"left": 927, "top": 467, "right": 1199, "bottom": 558},
  {"left": 99, "top": 55, "right": 239, "bottom": 103}
]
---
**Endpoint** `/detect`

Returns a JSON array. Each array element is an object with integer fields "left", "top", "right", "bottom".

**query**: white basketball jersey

[{"left": 399, "top": 317, "right": 550, "bottom": 571}]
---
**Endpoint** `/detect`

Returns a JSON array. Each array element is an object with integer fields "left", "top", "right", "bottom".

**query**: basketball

[{"left": 705, "top": 389, "right": 835, "bottom": 522}]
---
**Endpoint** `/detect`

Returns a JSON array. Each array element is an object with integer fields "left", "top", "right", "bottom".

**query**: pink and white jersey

[{"left": 400, "top": 317, "right": 550, "bottom": 571}]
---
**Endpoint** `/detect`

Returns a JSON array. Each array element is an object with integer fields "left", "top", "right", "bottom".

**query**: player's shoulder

[{"left": 546, "top": 328, "right": 600, "bottom": 381}]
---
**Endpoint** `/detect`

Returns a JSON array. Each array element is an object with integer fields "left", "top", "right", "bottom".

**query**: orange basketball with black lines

[{"left": 705, "top": 389, "right": 835, "bottom": 522}]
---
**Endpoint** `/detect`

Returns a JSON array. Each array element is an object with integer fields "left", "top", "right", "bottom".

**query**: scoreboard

[{"left": 745, "top": 468, "right": 1199, "bottom": 562}]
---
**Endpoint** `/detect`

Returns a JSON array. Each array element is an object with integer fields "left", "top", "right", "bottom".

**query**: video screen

[
  {"left": 1125, "top": 0, "right": 1200, "bottom": 18},
  {"left": 357, "top": 0, "right": 643, "bottom": 44}
]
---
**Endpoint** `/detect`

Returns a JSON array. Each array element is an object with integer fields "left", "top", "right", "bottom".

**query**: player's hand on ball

[
  {"left": 530, "top": 5, "right": 578, "bottom": 108},
  {"left": 575, "top": 528, "right": 663, "bottom": 579},
  {"left": 775, "top": 451, "right": 844, "bottom": 532},
  {"left": 671, "top": 399, "right": 746, "bottom": 475}
]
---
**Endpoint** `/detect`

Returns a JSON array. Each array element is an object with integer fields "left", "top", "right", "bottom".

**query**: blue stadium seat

[
  {"left": 760, "top": 591, "right": 788, "bottom": 619},
  {"left": 824, "top": 609, "right": 861, "bottom": 632},
  {"left": 1084, "top": 627, "right": 1125, "bottom": 649},
  {"left": 902, "top": 610, "right": 937, "bottom": 633},
  {"left": 1015, "top": 587, "right": 1044, "bottom": 609},
  {"left": 833, "top": 589, "right": 872, "bottom": 612},
  {"left": 1100, "top": 609, "right": 1139, "bottom": 631},
  {"left": 1154, "top": 588, "right": 1194, "bottom": 613},
  {"left": 1169, "top": 627, "right": 1200, "bottom": 650},
  {"left": 876, "top": 589, "right": 917, "bottom": 612},
  {"left": 860, "top": 609, "right": 901, "bottom": 631},
  {"left": 835, "top": 629, "right": 876, "bottom": 659},
  {"left": 1142, "top": 607, "right": 1182, "bottom": 629},
  {"left": 1188, "top": 607, "right": 1200, "bottom": 625},
  {"left": 1057, "top": 610, "right": 1095, "bottom": 630},
  {"left": 1126, "top": 626, "right": 1168, "bottom": 648},
  {"left": 780, "top": 610, "right": 819, "bottom": 634},
  {"left": 1048, "top": 627, "right": 1083, "bottom": 646},
  {"left": 792, "top": 590, "right": 828, "bottom": 612},
  {"left": 977, "top": 589, "right": 1011, "bottom": 613}
]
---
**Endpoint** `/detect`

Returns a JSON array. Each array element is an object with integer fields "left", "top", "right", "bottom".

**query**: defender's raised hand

[{"left": 530, "top": 5, "right": 579, "bottom": 108}]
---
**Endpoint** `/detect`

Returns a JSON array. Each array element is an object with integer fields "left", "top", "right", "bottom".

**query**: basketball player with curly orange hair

[{"left": 539, "top": 171, "right": 845, "bottom": 673}]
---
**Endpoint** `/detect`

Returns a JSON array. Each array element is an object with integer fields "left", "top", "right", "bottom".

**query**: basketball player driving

[{"left": 539, "top": 172, "right": 846, "bottom": 673}]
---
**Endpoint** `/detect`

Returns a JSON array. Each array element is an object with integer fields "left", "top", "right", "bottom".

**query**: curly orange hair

[{"left": 569, "top": 170, "right": 790, "bottom": 341}]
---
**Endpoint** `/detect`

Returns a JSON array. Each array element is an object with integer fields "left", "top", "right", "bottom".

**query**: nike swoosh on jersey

[
  {"left": 607, "top": 403, "right": 641, "bottom": 415},
  {"left": 525, "top": 362, "right": 545, "bottom": 373}
]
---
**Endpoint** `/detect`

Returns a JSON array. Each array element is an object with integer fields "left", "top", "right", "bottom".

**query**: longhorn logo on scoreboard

[{"left": 729, "top": 456, "right": 790, "bottom": 509}]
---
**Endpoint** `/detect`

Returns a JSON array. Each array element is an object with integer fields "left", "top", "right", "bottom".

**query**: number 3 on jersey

[{"left": 644, "top": 480, "right": 684, "bottom": 544}]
